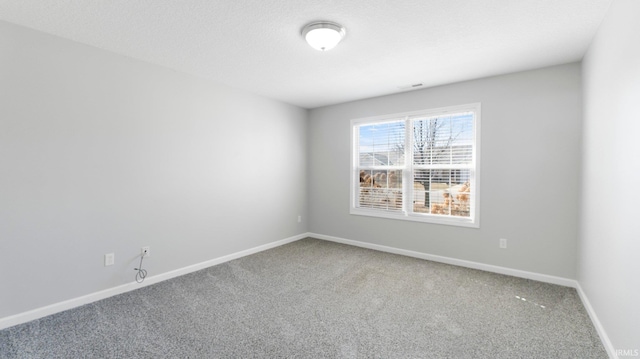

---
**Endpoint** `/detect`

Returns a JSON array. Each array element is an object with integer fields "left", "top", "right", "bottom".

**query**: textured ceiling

[{"left": 0, "top": 0, "right": 612, "bottom": 109}]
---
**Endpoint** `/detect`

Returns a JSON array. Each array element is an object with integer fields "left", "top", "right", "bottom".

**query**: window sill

[{"left": 350, "top": 208, "right": 479, "bottom": 228}]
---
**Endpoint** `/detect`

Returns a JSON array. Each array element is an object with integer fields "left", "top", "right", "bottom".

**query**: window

[{"left": 351, "top": 103, "right": 480, "bottom": 227}]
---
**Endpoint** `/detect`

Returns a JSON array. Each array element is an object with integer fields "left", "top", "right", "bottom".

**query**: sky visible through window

[{"left": 358, "top": 120, "right": 405, "bottom": 156}]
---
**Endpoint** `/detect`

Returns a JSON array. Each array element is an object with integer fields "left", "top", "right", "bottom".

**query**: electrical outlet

[
  {"left": 298, "top": 215, "right": 302, "bottom": 223},
  {"left": 105, "top": 253, "right": 115, "bottom": 266},
  {"left": 499, "top": 238, "right": 508, "bottom": 249},
  {"left": 141, "top": 246, "right": 150, "bottom": 257}
]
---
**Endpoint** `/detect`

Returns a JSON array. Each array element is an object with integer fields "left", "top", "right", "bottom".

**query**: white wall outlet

[
  {"left": 499, "top": 238, "right": 508, "bottom": 249},
  {"left": 141, "top": 246, "right": 150, "bottom": 257},
  {"left": 105, "top": 253, "right": 115, "bottom": 266},
  {"left": 298, "top": 215, "right": 302, "bottom": 223}
]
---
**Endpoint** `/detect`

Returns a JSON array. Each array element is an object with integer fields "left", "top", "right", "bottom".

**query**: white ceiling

[{"left": 0, "top": 0, "right": 612, "bottom": 109}]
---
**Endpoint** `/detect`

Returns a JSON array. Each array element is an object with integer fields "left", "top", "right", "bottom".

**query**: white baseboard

[
  {"left": 310, "top": 233, "right": 577, "bottom": 287},
  {"left": 0, "top": 233, "right": 308, "bottom": 331},
  {"left": 576, "top": 283, "right": 618, "bottom": 359}
]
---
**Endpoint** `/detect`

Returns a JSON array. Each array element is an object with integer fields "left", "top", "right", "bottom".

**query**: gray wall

[
  {"left": 309, "top": 63, "right": 582, "bottom": 279},
  {"left": 0, "top": 21, "right": 308, "bottom": 318},
  {"left": 579, "top": 0, "right": 640, "bottom": 351}
]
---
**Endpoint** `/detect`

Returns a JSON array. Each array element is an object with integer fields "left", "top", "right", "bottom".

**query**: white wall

[
  {"left": 309, "top": 63, "right": 582, "bottom": 279},
  {"left": 0, "top": 20, "right": 308, "bottom": 319},
  {"left": 579, "top": 0, "right": 640, "bottom": 352}
]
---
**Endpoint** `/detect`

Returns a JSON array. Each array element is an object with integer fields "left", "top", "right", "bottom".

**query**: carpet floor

[{"left": 0, "top": 238, "right": 607, "bottom": 358}]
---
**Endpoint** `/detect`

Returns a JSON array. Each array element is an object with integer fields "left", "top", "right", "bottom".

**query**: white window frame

[{"left": 350, "top": 103, "right": 481, "bottom": 228}]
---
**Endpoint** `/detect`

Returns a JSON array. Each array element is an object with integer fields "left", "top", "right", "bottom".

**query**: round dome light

[{"left": 301, "top": 21, "right": 346, "bottom": 51}]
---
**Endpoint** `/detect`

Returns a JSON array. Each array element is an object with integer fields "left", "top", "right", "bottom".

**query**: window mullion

[{"left": 403, "top": 116, "right": 413, "bottom": 215}]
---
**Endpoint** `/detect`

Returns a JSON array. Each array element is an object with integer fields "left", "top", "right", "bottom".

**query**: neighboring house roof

[
  {"left": 359, "top": 153, "right": 392, "bottom": 166},
  {"left": 360, "top": 145, "right": 472, "bottom": 167}
]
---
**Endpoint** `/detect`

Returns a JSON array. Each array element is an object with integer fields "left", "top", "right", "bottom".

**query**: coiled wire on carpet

[{"left": 134, "top": 253, "right": 148, "bottom": 283}]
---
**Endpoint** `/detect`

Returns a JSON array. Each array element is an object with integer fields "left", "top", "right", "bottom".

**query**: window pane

[
  {"left": 358, "top": 169, "right": 403, "bottom": 210},
  {"left": 412, "top": 113, "right": 474, "bottom": 166},
  {"left": 413, "top": 169, "right": 471, "bottom": 217},
  {"left": 358, "top": 121, "right": 405, "bottom": 166}
]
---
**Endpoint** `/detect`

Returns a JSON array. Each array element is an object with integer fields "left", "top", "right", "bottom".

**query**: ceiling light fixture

[{"left": 301, "top": 21, "right": 346, "bottom": 51}]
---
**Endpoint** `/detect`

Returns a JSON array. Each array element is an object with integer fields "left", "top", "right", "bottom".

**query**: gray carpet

[{"left": 0, "top": 238, "right": 607, "bottom": 358}]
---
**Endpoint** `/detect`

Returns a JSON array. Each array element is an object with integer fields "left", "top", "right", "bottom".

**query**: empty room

[{"left": 1, "top": 0, "right": 638, "bottom": 358}]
